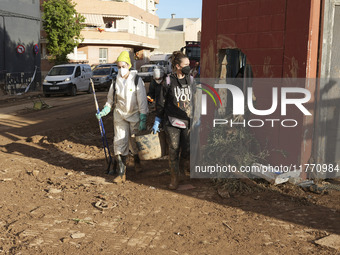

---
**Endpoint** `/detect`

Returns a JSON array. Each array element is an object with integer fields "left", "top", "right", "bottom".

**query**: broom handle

[{"left": 90, "top": 79, "right": 112, "bottom": 167}]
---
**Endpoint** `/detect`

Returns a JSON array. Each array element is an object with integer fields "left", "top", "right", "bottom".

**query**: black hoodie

[{"left": 156, "top": 73, "right": 194, "bottom": 123}]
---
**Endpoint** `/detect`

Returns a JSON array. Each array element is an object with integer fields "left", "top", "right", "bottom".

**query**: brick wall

[
  {"left": 209, "top": 0, "right": 311, "bottom": 78},
  {"left": 201, "top": 0, "right": 313, "bottom": 166}
]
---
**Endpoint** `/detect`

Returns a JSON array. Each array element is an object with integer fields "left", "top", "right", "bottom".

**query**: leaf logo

[{"left": 198, "top": 83, "right": 222, "bottom": 107}]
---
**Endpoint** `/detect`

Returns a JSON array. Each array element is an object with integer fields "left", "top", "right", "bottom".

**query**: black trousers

[{"left": 164, "top": 123, "right": 190, "bottom": 164}]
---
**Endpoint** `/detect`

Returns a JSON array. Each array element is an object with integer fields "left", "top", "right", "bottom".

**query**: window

[
  {"left": 148, "top": 0, "right": 155, "bottom": 13},
  {"left": 99, "top": 48, "right": 108, "bottom": 64},
  {"left": 104, "top": 18, "right": 117, "bottom": 29},
  {"left": 141, "top": 22, "right": 145, "bottom": 36},
  {"left": 93, "top": 67, "right": 111, "bottom": 75},
  {"left": 186, "top": 47, "right": 201, "bottom": 59},
  {"left": 148, "top": 24, "right": 154, "bottom": 38},
  {"left": 48, "top": 66, "right": 75, "bottom": 76},
  {"left": 140, "top": 66, "right": 155, "bottom": 72},
  {"left": 133, "top": 19, "right": 137, "bottom": 34},
  {"left": 75, "top": 67, "right": 81, "bottom": 77}
]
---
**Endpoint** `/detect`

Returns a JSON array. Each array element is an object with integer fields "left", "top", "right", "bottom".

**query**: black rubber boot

[
  {"left": 168, "top": 160, "right": 179, "bottom": 190},
  {"left": 113, "top": 154, "right": 127, "bottom": 184},
  {"left": 108, "top": 160, "right": 117, "bottom": 175},
  {"left": 134, "top": 154, "right": 142, "bottom": 173},
  {"left": 179, "top": 157, "right": 190, "bottom": 180}
]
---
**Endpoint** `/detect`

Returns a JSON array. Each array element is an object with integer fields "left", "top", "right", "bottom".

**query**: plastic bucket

[{"left": 136, "top": 131, "right": 167, "bottom": 160}]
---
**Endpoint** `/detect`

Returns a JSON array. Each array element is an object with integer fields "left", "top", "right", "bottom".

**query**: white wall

[
  {"left": 147, "top": 0, "right": 155, "bottom": 14},
  {"left": 148, "top": 24, "right": 155, "bottom": 38},
  {"left": 184, "top": 19, "right": 202, "bottom": 42},
  {"left": 117, "top": 17, "right": 129, "bottom": 31},
  {"left": 127, "top": 0, "right": 155, "bottom": 13},
  {"left": 123, "top": 16, "right": 155, "bottom": 38},
  {"left": 127, "top": 0, "right": 147, "bottom": 10}
]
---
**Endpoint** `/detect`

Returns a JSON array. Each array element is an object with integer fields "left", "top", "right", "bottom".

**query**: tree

[{"left": 42, "top": 0, "right": 85, "bottom": 64}]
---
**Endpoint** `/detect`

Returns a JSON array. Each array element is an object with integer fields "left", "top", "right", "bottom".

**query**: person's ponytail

[{"left": 170, "top": 51, "right": 188, "bottom": 73}]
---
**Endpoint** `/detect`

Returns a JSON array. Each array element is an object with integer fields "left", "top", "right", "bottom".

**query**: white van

[
  {"left": 138, "top": 64, "right": 160, "bottom": 82},
  {"left": 150, "top": 54, "right": 172, "bottom": 74},
  {"left": 43, "top": 64, "right": 92, "bottom": 97}
]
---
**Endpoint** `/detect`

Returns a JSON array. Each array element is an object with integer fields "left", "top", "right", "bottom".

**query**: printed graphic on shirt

[
  {"left": 173, "top": 85, "right": 192, "bottom": 117},
  {"left": 174, "top": 86, "right": 191, "bottom": 103}
]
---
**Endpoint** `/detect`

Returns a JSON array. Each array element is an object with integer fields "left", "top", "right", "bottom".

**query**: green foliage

[{"left": 42, "top": 0, "right": 85, "bottom": 64}]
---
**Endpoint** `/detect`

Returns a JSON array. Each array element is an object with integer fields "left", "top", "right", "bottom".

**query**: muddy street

[{"left": 0, "top": 93, "right": 339, "bottom": 255}]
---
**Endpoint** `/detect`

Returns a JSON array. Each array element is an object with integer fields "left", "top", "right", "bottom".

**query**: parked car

[
  {"left": 92, "top": 64, "right": 118, "bottom": 91},
  {"left": 43, "top": 64, "right": 92, "bottom": 97},
  {"left": 138, "top": 64, "right": 159, "bottom": 82}
]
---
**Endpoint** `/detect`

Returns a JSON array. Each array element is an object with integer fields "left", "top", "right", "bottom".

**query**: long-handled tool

[{"left": 90, "top": 79, "right": 114, "bottom": 174}]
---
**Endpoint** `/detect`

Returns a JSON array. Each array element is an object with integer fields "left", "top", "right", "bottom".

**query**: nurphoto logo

[{"left": 199, "top": 83, "right": 312, "bottom": 128}]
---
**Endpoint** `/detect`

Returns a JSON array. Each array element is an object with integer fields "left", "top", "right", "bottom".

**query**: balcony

[
  {"left": 80, "top": 29, "right": 159, "bottom": 49},
  {"left": 73, "top": 0, "right": 159, "bottom": 27}
]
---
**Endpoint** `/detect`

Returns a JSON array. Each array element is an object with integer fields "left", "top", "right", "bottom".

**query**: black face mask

[{"left": 181, "top": 66, "right": 191, "bottom": 75}]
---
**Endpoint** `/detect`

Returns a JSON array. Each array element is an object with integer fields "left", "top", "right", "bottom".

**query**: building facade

[
  {"left": 41, "top": 0, "right": 159, "bottom": 74},
  {"left": 156, "top": 17, "right": 201, "bottom": 54},
  {"left": 0, "top": 0, "right": 41, "bottom": 94}
]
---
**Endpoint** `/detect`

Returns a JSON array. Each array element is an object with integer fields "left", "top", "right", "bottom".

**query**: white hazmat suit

[{"left": 104, "top": 70, "right": 148, "bottom": 156}]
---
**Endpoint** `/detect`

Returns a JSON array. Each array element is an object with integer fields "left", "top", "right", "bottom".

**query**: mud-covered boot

[
  {"left": 168, "top": 160, "right": 179, "bottom": 190},
  {"left": 107, "top": 160, "right": 117, "bottom": 175},
  {"left": 113, "top": 154, "right": 127, "bottom": 184},
  {"left": 179, "top": 158, "right": 190, "bottom": 180},
  {"left": 134, "top": 154, "right": 142, "bottom": 173}
]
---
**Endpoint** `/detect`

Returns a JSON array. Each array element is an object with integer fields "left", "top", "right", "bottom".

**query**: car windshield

[
  {"left": 48, "top": 66, "right": 75, "bottom": 76},
  {"left": 186, "top": 47, "right": 201, "bottom": 59},
  {"left": 140, "top": 66, "right": 154, "bottom": 73},
  {"left": 93, "top": 68, "right": 111, "bottom": 75},
  {"left": 150, "top": 61, "right": 166, "bottom": 66}
]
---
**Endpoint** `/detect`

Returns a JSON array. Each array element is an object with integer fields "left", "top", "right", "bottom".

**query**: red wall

[{"left": 201, "top": 0, "right": 312, "bottom": 166}]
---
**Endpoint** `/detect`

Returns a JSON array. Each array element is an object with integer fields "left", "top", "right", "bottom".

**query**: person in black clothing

[
  {"left": 152, "top": 51, "right": 194, "bottom": 190},
  {"left": 147, "top": 67, "right": 165, "bottom": 105}
]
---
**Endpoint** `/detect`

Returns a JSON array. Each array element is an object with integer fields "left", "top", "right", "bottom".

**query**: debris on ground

[
  {"left": 32, "top": 97, "right": 51, "bottom": 110},
  {"left": 213, "top": 178, "right": 263, "bottom": 195},
  {"left": 0, "top": 178, "right": 12, "bottom": 182},
  {"left": 314, "top": 234, "right": 340, "bottom": 251},
  {"left": 174, "top": 232, "right": 184, "bottom": 237},
  {"left": 94, "top": 200, "right": 118, "bottom": 211},
  {"left": 177, "top": 184, "right": 195, "bottom": 191},
  {"left": 298, "top": 180, "right": 340, "bottom": 194},
  {"left": 70, "top": 232, "right": 86, "bottom": 239},
  {"left": 217, "top": 187, "right": 230, "bottom": 199},
  {"left": 251, "top": 163, "right": 302, "bottom": 185},
  {"left": 298, "top": 180, "right": 315, "bottom": 188},
  {"left": 45, "top": 188, "right": 62, "bottom": 194},
  {"left": 94, "top": 200, "right": 109, "bottom": 211},
  {"left": 222, "top": 221, "right": 233, "bottom": 231}
]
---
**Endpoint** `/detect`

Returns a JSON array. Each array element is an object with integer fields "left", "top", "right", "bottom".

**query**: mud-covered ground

[{"left": 0, "top": 92, "right": 339, "bottom": 255}]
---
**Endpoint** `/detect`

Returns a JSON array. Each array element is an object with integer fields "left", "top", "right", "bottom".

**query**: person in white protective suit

[{"left": 96, "top": 51, "right": 148, "bottom": 184}]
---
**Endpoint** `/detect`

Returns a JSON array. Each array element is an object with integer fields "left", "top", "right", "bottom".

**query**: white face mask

[
  {"left": 155, "top": 79, "right": 163, "bottom": 84},
  {"left": 119, "top": 67, "right": 129, "bottom": 77}
]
